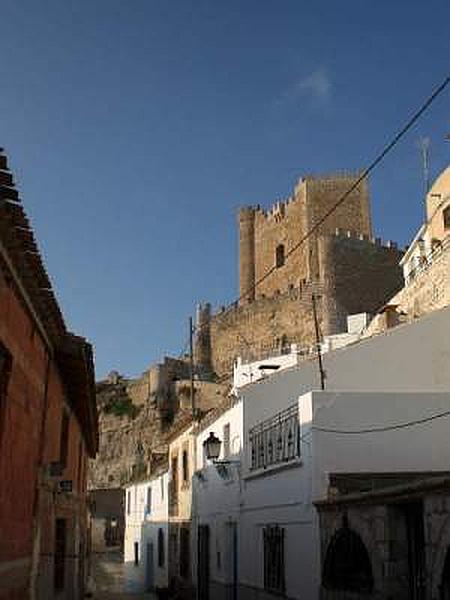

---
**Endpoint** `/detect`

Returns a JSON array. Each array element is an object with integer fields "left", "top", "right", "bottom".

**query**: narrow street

[{"left": 89, "top": 550, "right": 160, "bottom": 599}]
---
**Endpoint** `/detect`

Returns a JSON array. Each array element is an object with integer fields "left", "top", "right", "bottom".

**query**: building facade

[
  {"left": 0, "top": 148, "right": 98, "bottom": 600},
  {"left": 123, "top": 469, "right": 169, "bottom": 594},
  {"left": 167, "top": 422, "right": 197, "bottom": 597}
]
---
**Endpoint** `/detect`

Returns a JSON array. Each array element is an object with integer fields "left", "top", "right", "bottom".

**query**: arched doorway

[{"left": 323, "top": 525, "right": 373, "bottom": 593}]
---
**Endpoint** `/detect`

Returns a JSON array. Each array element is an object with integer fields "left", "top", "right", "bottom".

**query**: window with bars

[
  {"left": 249, "top": 403, "right": 300, "bottom": 471},
  {"left": 263, "top": 525, "right": 285, "bottom": 594}
]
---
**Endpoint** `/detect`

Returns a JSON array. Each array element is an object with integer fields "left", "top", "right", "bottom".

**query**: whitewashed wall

[
  {"left": 308, "top": 390, "right": 450, "bottom": 499},
  {"left": 192, "top": 400, "right": 243, "bottom": 593},
  {"left": 123, "top": 471, "right": 169, "bottom": 592}
]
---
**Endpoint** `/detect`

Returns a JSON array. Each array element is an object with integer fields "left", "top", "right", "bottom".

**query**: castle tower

[
  {"left": 194, "top": 302, "right": 212, "bottom": 377},
  {"left": 239, "top": 207, "right": 256, "bottom": 304}
]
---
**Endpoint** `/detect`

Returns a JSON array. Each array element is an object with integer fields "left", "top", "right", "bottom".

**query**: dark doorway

[
  {"left": 198, "top": 524, "right": 210, "bottom": 600},
  {"left": 403, "top": 502, "right": 426, "bottom": 600},
  {"left": 440, "top": 546, "right": 450, "bottom": 599},
  {"left": 54, "top": 518, "right": 67, "bottom": 591}
]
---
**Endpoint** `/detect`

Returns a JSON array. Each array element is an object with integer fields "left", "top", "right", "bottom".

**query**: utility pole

[
  {"left": 311, "top": 294, "right": 326, "bottom": 391},
  {"left": 189, "top": 316, "right": 196, "bottom": 419}
]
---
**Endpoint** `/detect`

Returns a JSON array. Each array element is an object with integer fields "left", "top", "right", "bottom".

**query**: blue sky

[{"left": 1, "top": 1, "right": 449, "bottom": 378}]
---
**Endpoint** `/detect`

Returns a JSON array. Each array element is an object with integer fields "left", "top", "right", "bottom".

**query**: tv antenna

[{"left": 418, "top": 136, "right": 431, "bottom": 197}]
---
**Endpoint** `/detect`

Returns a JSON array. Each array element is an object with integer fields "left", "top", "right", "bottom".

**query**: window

[
  {"left": 134, "top": 541, "right": 139, "bottom": 566},
  {"left": 444, "top": 206, "right": 450, "bottom": 229},
  {"left": 59, "top": 410, "right": 70, "bottom": 469},
  {"left": 127, "top": 491, "right": 131, "bottom": 515},
  {"left": 182, "top": 448, "right": 189, "bottom": 484},
  {"left": 160, "top": 477, "right": 164, "bottom": 500},
  {"left": 275, "top": 244, "right": 285, "bottom": 268},
  {"left": 323, "top": 526, "right": 373, "bottom": 592},
  {"left": 158, "top": 528, "right": 165, "bottom": 567},
  {"left": 146, "top": 486, "right": 152, "bottom": 515},
  {"left": 223, "top": 423, "right": 230, "bottom": 458},
  {"left": 180, "top": 527, "right": 191, "bottom": 579},
  {"left": 263, "top": 525, "right": 285, "bottom": 594}
]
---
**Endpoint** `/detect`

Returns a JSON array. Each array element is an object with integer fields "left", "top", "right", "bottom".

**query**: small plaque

[{"left": 59, "top": 480, "right": 73, "bottom": 493}]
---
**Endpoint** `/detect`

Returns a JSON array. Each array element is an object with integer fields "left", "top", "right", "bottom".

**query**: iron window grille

[
  {"left": 263, "top": 525, "right": 285, "bottom": 594},
  {"left": 249, "top": 403, "right": 300, "bottom": 471}
]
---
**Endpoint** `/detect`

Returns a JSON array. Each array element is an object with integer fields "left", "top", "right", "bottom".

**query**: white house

[
  {"left": 123, "top": 468, "right": 169, "bottom": 594},
  {"left": 191, "top": 304, "right": 450, "bottom": 600},
  {"left": 192, "top": 396, "right": 243, "bottom": 600}
]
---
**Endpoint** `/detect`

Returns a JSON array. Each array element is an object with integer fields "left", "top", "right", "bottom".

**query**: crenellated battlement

[{"left": 332, "top": 228, "right": 402, "bottom": 252}]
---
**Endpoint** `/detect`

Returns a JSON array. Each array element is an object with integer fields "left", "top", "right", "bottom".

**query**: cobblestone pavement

[{"left": 88, "top": 550, "right": 160, "bottom": 599}]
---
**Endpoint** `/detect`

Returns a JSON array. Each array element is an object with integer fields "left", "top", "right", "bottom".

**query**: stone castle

[
  {"left": 195, "top": 172, "right": 404, "bottom": 378},
  {"left": 90, "top": 170, "right": 404, "bottom": 489}
]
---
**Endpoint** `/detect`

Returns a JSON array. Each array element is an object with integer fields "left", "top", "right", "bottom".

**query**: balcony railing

[
  {"left": 405, "top": 235, "right": 450, "bottom": 285},
  {"left": 249, "top": 403, "right": 300, "bottom": 471}
]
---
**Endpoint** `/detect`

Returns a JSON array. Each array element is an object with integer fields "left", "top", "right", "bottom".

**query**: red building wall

[{"left": 0, "top": 257, "right": 93, "bottom": 598}]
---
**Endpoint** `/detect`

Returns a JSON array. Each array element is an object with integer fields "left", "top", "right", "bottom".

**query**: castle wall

[
  {"left": 239, "top": 174, "right": 372, "bottom": 304},
  {"left": 207, "top": 231, "right": 403, "bottom": 378},
  {"left": 209, "top": 285, "right": 320, "bottom": 377},
  {"left": 318, "top": 232, "right": 404, "bottom": 335},
  {"left": 304, "top": 175, "right": 372, "bottom": 281}
]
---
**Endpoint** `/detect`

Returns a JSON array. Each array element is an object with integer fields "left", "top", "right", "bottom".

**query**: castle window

[
  {"left": 275, "top": 244, "right": 285, "bottom": 268},
  {"left": 323, "top": 525, "right": 373, "bottom": 592},
  {"left": 443, "top": 206, "right": 450, "bottom": 230}
]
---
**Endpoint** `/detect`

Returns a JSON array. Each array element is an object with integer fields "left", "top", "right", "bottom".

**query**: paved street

[{"left": 89, "top": 550, "right": 160, "bottom": 599}]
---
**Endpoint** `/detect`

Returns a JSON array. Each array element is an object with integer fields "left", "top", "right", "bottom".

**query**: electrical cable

[
  {"left": 179, "top": 77, "right": 449, "bottom": 373},
  {"left": 313, "top": 407, "right": 450, "bottom": 435}
]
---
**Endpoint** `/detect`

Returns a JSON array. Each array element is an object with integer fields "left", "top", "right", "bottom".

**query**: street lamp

[
  {"left": 203, "top": 432, "right": 222, "bottom": 461},
  {"left": 202, "top": 431, "right": 240, "bottom": 482}
]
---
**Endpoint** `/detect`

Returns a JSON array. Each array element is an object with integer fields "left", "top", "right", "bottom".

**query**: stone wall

[
  {"left": 199, "top": 232, "right": 403, "bottom": 378},
  {"left": 393, "top": 242, "right": 450, "bottom": 320},
  {"left": 316, "top": 481, "right": 450, "bottom": 600},
  {"left": 238, "top": 173, "right": 372, "bottom": 303},
  {"left": 89, "top": 369, "right": 229, "bottom": 491},
  {"left": 209, "top": 284, "right": 320, "bottom": 378},
  {"left": 318, "top": 232, "right": 404, "bottom": 335}
]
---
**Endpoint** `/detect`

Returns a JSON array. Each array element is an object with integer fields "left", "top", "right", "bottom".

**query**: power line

[
  {"left": 181, "top": 77, "right": 449, "bottom": 373},
  {"left": 238, "top": 75, "right": 450, "bottom": 304},
  {"left": 314, "top": 407, "right": 450, "bottom": 435}
]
